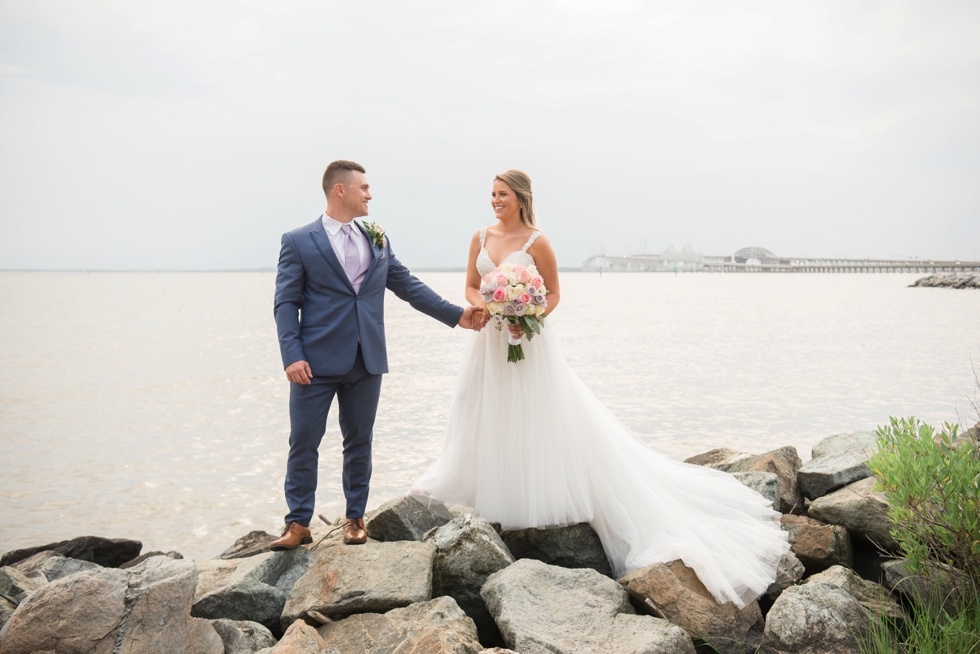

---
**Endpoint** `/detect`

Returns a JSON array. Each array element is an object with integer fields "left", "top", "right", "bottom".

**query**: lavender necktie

[{"left": 340, "top": 224, "right": 361, "bottom": 288}]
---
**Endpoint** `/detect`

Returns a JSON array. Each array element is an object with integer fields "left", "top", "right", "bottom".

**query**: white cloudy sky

[{"left": 1, "top": 0, "right": 977, "bottom": 269}]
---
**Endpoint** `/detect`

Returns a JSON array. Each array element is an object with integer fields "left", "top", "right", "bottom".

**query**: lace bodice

[{"left": 476, "top": 226, "right": 544, "bottom": 276}]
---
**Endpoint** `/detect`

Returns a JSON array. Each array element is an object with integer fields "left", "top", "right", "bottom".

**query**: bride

[{"left": 412, "top": 170, "right": 789, "bottom": 608}]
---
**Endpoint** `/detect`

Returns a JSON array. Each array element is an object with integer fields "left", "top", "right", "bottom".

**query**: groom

[{"left": 271, "top": 160, "right": 478, "bottom": 548}]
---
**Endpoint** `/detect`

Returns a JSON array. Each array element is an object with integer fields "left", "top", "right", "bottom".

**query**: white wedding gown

[{"left": 412, "top": 228, "right": 790, "bottom": 608}]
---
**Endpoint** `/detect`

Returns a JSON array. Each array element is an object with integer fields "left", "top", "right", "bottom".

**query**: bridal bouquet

[{"left": 480, "top": 263, "right": 548, "bottom": 363}]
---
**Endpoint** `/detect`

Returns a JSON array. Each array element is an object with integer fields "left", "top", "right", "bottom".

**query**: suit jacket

[{"left": 274, "top": 218, "right": 463, "bottom": 376}]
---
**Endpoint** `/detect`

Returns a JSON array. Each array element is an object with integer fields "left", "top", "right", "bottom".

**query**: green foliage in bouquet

[{"left": 867, "top": 417, "right": 980, "bottom": 592}]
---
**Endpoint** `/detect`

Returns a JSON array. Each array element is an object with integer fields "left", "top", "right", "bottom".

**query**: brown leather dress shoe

[
  {"left": 343, "top": 518, "right": 367, "bottom": 545},
  {"left": 269, "top": 522, "right": 312, "bottom": 551}
]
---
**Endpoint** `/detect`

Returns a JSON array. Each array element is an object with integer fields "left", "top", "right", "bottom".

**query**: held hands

[
  {"left": 285, "top": 360, "right": 313, "bottom": 385},
  {"left": 458, "top": 304, "right": 491, "bottom": 331}
]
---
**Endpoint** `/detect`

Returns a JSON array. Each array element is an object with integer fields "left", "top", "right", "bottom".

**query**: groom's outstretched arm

[
  {"left": 274, "top": 233, "right": 308, "bottom": 369},
  {"left": 385, "top": 237, "right": 464, "bottom": 328}
]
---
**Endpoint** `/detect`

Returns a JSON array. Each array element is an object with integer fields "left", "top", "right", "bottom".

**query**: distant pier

[{"left": 582, "top": 246, "right": 980, "bottom": 274}]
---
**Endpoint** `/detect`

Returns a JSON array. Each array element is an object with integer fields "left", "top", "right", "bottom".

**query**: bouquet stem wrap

[{"left": 506, "top": 318, "right": 525, "bottom": 363}]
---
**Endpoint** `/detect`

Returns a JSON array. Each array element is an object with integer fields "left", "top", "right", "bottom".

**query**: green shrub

[{"left": 867, "top": 416, "right": 980, "bottom": 593}]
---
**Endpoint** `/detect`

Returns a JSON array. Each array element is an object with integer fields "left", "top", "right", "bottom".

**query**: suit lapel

[
  {"left": 308, "top": 218, "right": 356, "bottom": 293},
  {"left": 355, "top": 220, "right": 382, "bottom": 286}
]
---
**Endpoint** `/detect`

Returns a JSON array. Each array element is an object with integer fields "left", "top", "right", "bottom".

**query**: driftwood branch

[{"left": 644, "top": 597, "right": 668, "bottom": 620}]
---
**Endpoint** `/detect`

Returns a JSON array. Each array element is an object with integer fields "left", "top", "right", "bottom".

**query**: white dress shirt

[{"left": 321, "top": 213, "right": 370, "bottom": 272}]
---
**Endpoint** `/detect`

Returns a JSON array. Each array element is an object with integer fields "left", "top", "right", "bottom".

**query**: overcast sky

[{"left": 1, "top": 0, "right": 978, "bottom": 270}]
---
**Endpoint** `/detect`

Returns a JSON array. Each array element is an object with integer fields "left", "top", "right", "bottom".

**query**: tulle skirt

[{"left": 411, "top": 321, "right": 789, "bottom": 608}]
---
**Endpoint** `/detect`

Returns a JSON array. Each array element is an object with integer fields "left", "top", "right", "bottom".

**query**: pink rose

[
  {"left": 518, "top": 292, "right": 532, "bottom": 304},
  {"left": 517, "top": 269, "right": 532, "bottom": 284},
  {"left": 530, "top": 276, "right": 543, "bottom": 288},
  {"left": 492, "top": 287, "right": 507, "bottom": 302},
  {"left": 496, "top": 274, "right": 508, "bottom": 287}
]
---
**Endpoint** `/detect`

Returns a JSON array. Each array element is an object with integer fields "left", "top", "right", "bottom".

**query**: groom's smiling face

[{"left": 341, "top": 171, "right": 372, "bottom": 218}]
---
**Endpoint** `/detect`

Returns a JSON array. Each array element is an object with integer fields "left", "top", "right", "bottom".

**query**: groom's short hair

[{"left": 322, "top": 160, "right": 366, "bottom": 196}]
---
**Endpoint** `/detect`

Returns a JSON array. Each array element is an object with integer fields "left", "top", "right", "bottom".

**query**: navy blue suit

[{"left": 274, "top": 218, "right": 462, "bottom": 523}]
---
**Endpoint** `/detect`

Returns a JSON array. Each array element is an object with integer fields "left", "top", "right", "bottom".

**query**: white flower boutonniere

[{"left": 362, "top": 221, "right": 386, "bottom": 248}]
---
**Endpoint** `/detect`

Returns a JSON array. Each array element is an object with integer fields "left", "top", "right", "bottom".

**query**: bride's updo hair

[{"left": 495, "top": 170, "right": 536, "bottom": 228}]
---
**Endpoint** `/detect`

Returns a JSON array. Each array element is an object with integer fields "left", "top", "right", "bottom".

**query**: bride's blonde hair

[{"left": 495, "top": 170, "right": 536, "bottom": 228}]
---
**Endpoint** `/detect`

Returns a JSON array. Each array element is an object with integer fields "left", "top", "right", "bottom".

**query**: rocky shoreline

[
  {"left": 910, "top": 272, "right": 980, "bottom": 288},
  {"left": 2, "top": 428, "right": 975, "bottom": 654}
]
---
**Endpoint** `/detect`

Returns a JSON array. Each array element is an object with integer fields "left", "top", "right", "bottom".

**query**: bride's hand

[
  {"left": 507, "top": 322, "right": 523, "bottom": 339},
  {"left": 472, "top": 306, "right": 490, "bottom": 332}
]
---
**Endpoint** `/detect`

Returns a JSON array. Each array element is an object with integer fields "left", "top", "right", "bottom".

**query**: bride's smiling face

[{"left": 491, "top": 180, "right": 520, "bottom": 222}]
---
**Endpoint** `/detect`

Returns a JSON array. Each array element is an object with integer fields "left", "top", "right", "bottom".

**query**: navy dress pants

[{"left": 284, "top": 346, "right": 383, "bottom": 526}]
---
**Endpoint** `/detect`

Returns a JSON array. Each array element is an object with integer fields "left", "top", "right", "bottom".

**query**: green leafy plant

[{"left": 867, "top": 417, "right": 980, "bottom": 593}]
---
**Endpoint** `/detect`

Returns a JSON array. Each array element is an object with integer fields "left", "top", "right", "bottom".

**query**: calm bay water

[{"left": 1, "top": 271, "right": 977, "bottom": 560}]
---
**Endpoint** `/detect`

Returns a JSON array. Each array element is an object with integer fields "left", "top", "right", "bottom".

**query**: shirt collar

[{"left": 321, "top": 212, "right": 361, "bottom": 236}]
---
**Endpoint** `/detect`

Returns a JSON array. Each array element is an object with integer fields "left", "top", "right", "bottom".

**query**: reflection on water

[{"left": 0, "top": 271, "right": 977, "bottom": 559}]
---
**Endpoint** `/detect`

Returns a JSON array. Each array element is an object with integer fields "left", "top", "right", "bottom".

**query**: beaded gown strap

[
  {"left": 479, "top": 226, "right": 488, "bottom": 247},
  {"left": 522, "top": 231, "right": 544, "bottom": 251}
]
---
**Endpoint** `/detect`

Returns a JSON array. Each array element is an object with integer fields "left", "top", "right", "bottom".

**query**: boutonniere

[{"left": 362, "top": 221, "right": 386, "bottom": 248}]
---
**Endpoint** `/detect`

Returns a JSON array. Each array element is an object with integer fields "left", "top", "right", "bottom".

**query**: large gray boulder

[
  {"left": 780, "top": 514, "right": 853, "bottom": 574},
  {"left": 805, "top": 566, "right": 904, "bottom": 623},
  {"left": 619, "top": 560, "right": 764, "bottom": 654},
  {"left": 317, "top": 596, "right": 483, "bottom": 653},
  {"left": 0, "top": 566, "right": 129, "bottom": 653},
  {"left": 366, "top": 495, "right": 454, "bottom": 542},
  {"left": 425, "top": 514, "right": 514, "bottom": 644},
  {"left": 732, "top": 472, "right": 781, "bottom": 510},
  {"left": 210, "top": 619, "right": 277, "bottom": 653},
  {"left": 281, "top": 540, "right": 435, "bottom": 628},
  {"left": 0, "top": 598, "right": 14, "bottom": 632},
  {"left": 0, "top": 557, "right": 223, "bottom": 654},
  {"left": 0, "top": 535, "right": 142, "bottom": 568},
  {"left": 0, "top": 567, "right": 43, "bottom": 604},
  {"left": 120, "top": 550, "right": 184, "bottom": 569},
  {"left": 685, "top": 446, "right": 803, "bottom": 513},
  {"left": 193, "top": 547, "right": 315, "bottom": 632},
  {"left": 798, "top": 431, "right": 878, "bottom": 500},
  {"left": 808, "top": 476, "right": 899, "bottom": 552},
  {"left": 760, "top": 582, "right": 869, "bottom": 654},
  {"left": 482, "top": 558, "right": 695, "bottom": 654},
  {"left": 500, "top": 523, "right": 613, "bottom": 577},
  {"left": 764, "top": 551, "right": 805, "bottom": 604}
]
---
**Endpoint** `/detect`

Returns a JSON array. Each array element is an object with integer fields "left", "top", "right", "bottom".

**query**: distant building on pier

[{"left": 582, "top": 246, "right": 980, "bottom": 274}]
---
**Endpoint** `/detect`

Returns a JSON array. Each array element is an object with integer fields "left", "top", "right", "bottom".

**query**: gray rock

[
  {"left": 808, "top": 476, "right": 899, "bottom": 552},
  {"left": 38, "top": 553, "right": 101, "bottom": 582},
  {"left": 0, "top": 596, "right": 16, "bottom": 632},
  {"left": 267, "top": 619, "right": 338, "bottom": 653},
  {"left": 114, "top": 556, "right": 224, "bottom": 654},
  {"left": 482, "top": 558, "right": 695, "bottom": 654},
  {"left": 317, "top": 596, "right": 483, "bottom": 653},
  {"left": 765, "top": 551, "right": 805, "bottom": 602},
  {"left": 220, "top": 531, "right": 278, "bottom": 560},
  {"left": 425, "top": 513, "right": 514, "bottom": 644},
  {"left": 881, "top": 559, "right": 969, "bottom": 614},
  {"left": 619, "top": 560, "right": 764, "bottom": 654},
  {"left": 780, "top": 514, "right": 853, "bottom": 574},
  {"left": 805, "top": 565, "right": 904, "bottom": 623},
  {"left": 761, "top": 582, "right": 869, "bottom": 654},
  {"left": 120, "top": 550, "right": 184, "bottom": 569},
  {"left": 500, "top": 523, "right": 613, "bottom": 577},
  {"left": 281, "top": 540, "right": 435, "bottom": 627},
  {"left": 0, "top": 535, "right": 142, "bottom": 568},
  {"left": 0, "top": 566, "right": 43, "bottom": 604},
  {"left": 0, "top": 567, "right": 129, "bottom": 653},
  {"left": 211, "top": 619, "right": 278, "bottom": 653},
  {"left": 685, "top": 446, "right": 803, "bottom": 513},
  {"left": 732, "top": 471, "right": 781, "bottom": 509},
  {"left": 10, "top": 550, "right": 65, "bottom": 581},
  {"left": 798, "top": 431, "right": 878, "bottom": 500},
  {"left": 366, "top": 494, "right": 454, "bottom": 542},
  {"left": 193, "top": 547, "right": 315, "bottom": 632}
]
